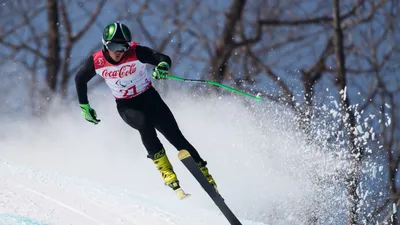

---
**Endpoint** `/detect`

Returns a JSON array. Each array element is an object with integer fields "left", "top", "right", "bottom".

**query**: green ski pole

[{"left": 167, "top": 75, "right": 262, "bottom": 102}]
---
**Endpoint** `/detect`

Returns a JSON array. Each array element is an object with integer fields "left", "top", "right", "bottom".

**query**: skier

[{"left": 74, "top": 22, "right": 217, "bottom": 199}]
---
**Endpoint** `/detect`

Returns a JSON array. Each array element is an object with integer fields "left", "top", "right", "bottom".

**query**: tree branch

[
  {"left": 71, "top": 0, "right": 106, "bottom": 42},
  {"left": 246, "top": 46, "right": 295, "bottom": 107},
  {"left": 259, "top": 0, "right": 364, "bottom": 26}
]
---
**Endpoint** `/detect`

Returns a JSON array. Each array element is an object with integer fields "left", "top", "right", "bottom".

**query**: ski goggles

[{"left": 104, "top": 41, "right": 130, "bottom": 52}]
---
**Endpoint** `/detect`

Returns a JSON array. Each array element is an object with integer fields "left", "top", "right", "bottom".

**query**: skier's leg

[
  {"left": 117, "top": 107, "right": 181, "bottom": 191},
  {"left": 146, "top": 90, "right": 204, "bottom": 163},
  {"left": 117, "top": 107, "right": 162, "bottom": 155},
  {"left": 147, "top": 90, "right": 218, "bottom": 189}
]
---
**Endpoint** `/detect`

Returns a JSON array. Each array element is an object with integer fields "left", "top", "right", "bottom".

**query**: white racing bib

[{"left": 93, "top": 43, "right": 152, "bottom": 99}]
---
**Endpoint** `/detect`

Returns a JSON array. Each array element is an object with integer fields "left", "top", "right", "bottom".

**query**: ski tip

[
  {"left": 175, "top": 188, "right": 191, "bottom": 200},
  {"left": 178, "top": 150, "right": 191, "bottom": 160},
  {"left": 179, "top": 193, "right": 191, "bottom": 200}
]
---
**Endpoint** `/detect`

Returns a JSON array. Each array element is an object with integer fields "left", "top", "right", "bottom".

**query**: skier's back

[{"left": 74, "top": 22, "right": 217, "bottom": 199}]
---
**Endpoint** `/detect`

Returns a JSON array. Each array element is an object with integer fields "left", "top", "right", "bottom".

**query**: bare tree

[
  {"left": 209, "top": 0, "right": 246, "bottom": 84},
  {"left": 332, "top": 0, "right": 360, "bottom": 224},
  {"left": 45, "top": 0, "right": 60, "bottom": 94},
  {"left": 0, "top": 0, "right": 107, "bottom": 114}
]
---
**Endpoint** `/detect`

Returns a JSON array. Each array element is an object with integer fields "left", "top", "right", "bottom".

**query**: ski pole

[{"left": 167, "top": 75, "right": 262, "bottom": 102}]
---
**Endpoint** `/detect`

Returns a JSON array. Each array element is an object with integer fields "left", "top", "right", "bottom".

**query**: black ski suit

[{"left": 74, "top": 45, "right": 205, "bottom": 164}]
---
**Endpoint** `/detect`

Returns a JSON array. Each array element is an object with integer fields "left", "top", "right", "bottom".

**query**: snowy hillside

[{"left": 0, "top": 89, "right": 347, "bottom": 225}]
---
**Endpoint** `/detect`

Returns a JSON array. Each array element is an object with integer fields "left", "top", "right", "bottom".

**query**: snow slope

[{"left": 0, "top": 88, "right": 347, "bottom": 225}]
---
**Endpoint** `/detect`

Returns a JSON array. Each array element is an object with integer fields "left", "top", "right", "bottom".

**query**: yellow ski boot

[
  {"left": 150, "top": 148, "right": 190, "bottom": 200},
  {"left": 197, "top": 161, "right": 218, "bottom": 192}
]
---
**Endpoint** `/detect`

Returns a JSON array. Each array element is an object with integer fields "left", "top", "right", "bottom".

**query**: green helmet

[{"left": 102, "top": 22, "right": 132, "bottom": 52}]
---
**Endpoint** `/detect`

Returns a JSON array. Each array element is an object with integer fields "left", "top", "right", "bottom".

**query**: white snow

[
  {"left": 1, "top": 160, "right": 264, "bottom": 225},
  {"left": 362, "top": 132, "right": 370, "bottom": 141},
  {"left": 0, "top": 87, "right": 347, "bottom": 225},
  {"left": 386, "top": 117, "right": 392, "bottom": 126},
  {"left": 330, "top": 109, "right": 338, "bottom": 118},
  {"left": 372, "top": 166, "right": 377, "bottom": 179}
]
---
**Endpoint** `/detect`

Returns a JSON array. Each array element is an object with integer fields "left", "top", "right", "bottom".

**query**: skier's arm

[
  {"left": 74, "top": 55, "right": 96, "bottom": 104},
  {"left": 135, "top": 45, "right": 172, "bottom": 67}
]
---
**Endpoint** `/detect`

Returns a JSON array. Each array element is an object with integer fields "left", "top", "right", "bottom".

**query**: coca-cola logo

[{"left": 102, "top": 63, "right": 137, "bottom": 78}]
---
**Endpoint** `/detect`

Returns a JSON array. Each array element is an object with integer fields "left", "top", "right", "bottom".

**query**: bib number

[{"left": 120, "top": 85, "right": 137, "bottom": 98}]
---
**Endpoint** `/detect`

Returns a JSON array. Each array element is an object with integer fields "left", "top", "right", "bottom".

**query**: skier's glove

[
  {"left": 152, "top": 62, "right": 169, "bottom": 80},
  {"left": 80, "top": 104, "right": 100, "bottom": 125}
]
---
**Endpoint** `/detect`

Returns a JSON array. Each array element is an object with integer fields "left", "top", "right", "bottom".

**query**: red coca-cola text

[{"left": 102, "top": 63, "right": 137, "bottom": 78}]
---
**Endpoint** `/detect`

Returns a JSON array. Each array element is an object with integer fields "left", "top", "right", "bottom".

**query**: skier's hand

[
  {"left": 152, "top": 62, "right": 169, "bottom": 80},
  {"left": 80, "top": 104, "right": 101, "bottom": 125}
]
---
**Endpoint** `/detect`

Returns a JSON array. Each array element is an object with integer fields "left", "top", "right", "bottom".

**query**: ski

[
  {"left": 178, "top": 150, "right": 242, "bottom": 225},
  {"left": 174, "top": 186, "right": 191, "bottom": 200}
]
